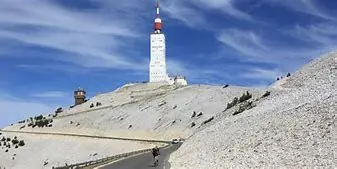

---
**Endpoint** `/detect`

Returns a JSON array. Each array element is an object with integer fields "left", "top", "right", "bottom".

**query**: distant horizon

[{"left": 1, "top": 0, "right": 337, "bottom": 128}]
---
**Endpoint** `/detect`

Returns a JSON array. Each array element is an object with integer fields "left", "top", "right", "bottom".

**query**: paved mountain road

[{"left": 99, "top": 143, "right": 182, "bottom": 169}]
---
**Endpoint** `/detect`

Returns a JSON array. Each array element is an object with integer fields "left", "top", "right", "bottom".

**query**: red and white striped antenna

[
  {"left": 154, "top": 0, "right": 162, "bottom": 33},
  {"left": 156, "top": 0, "right": 160, "bottom": 17}
]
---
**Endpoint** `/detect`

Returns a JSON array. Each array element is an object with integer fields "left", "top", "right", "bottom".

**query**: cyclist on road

[{"left": 151, "top": 146, "right": 160, "bottom": 166}]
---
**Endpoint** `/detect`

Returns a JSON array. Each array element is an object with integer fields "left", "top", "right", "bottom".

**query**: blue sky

[{"left": 0, "top": 0, "right": 336, "bottom": 127}]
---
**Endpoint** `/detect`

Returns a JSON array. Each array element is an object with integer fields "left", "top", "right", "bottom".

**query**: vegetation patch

[
  {"left": 191, "top": 122, "right": 196, "bottom": 127},
  {"left": 233, "top": 101, "right": 255, "bottom": 116},
  {"left": 191, "top": 111, "right": 196, "bottom": 118},
  {"left": 158, "top": 101, "right": 167, "bottom": 107},
  {"left": 12, "top": 138, "right": 19, "bottom": 145},
  {"left": 96, "top": 102, "right": 102, "bottom": 106},
  {"left": 239, "top": 91, "right": 252, "bottom": 103},
  {"left": 223, "top": 84, "right": 229, "bottom": 88},
  {"left": 34, "top": 115, "right": 44, "bottom": 121},
  {"left": 261, "top": 91, "right": 271, "bottom": 98},
  {"left": 18, "top": 140, "right": 25, "bottom": 147},
  {"left": 226, "top": 97, "right": 239, "bottom": 110},
  {"left": 55, "top": 107, "right": 63, "bottom": 114},
  {"left": 226, "top": 91, "right": 253, "bottom": 110},
  {"left": 18, "top": 120, "right": 25, "bottom": 124},
  {"left": 197, "top": 112, "right": 203, "bottom": 117},
  {"left": 202, "top": 117, "right": 214, "bottom": 125}
]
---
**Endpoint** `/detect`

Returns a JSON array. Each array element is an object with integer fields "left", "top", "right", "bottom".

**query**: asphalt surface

[{"left": 100, "top": 143, "right": 182, "bottom": 169}]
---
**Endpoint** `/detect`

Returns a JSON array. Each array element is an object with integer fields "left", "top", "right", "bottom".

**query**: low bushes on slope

[
  {"left": 226, "top": 97, "right": 239, "bottom": 109},
  {"left": 201, "top": 117, "right": 215, "bottom": 125},
  {"left": 233, "top": 101, "right": 255, "bottom": 116},
  {"left": 261, "top": 91, "right": 271, "bottom": 98},
  {"left": 191, "top": 122, "right": 196, "bottom": 127},
  {"left": 239, "top": 91, "right": 252, "bottom": 103},
  {"left": 226, "top": 91, "right": 253, "bottom": 110},
  {"left": 18, "top": 140, "right": 25, "bottom": 147}
]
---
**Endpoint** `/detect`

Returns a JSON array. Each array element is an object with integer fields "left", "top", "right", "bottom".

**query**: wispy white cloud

[
  {"left": 31, "top": 91, "right": 68, "bottom": 99},
  {"left": 217, "top": 26, "right": 337, "bottom": 69},
  {"left": 217, "top": 29, "right": 269, "bottom": 58},
  {"left": 289, "top": 22, "right": 337, "bottom": 47},
  {"left": 0, "top": 0, "right": 148, "bottom": 69},
  {"left": 264, "top": 0, "right": 335, "bottom": 20},
  {"left": 240, "top": 68, "right": 283, "bottom": 80},
  {"left": 161, "top": 0, "right": 252, "bottom": 28},
  {"left": 161, "top": 0, "right": 206, "bottom": 27},
  {"left": 190, "top": 0, "right": 252, "bottom": 20}
]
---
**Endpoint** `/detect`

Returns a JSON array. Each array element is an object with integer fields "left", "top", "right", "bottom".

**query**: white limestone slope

[
  {"left": 0, "top": 132, "right": 159, "bottom": 169},
  {"left": 6, "top": 83, "right": 261, "bottom": 140},
  {"left": 169, "top": 52, "right": 337, "bottom": 168}
]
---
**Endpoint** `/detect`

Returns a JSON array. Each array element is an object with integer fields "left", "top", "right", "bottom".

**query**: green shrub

[
  {"left": 226, "top": 97, "right": 239, "bottom": 109},
  {"left": 18, "top": 140, "right": 25, "bottom": 147},
  {"left": 55, "top": 107, "right": 63, "bottom": 114},
  {"left": 233, "top": 101, "right": 255, "bottom": 116},
  {"left": 34, "top": 115, "right": 44, "bottom": 121},
  {"left": 262, "top": 91, "right": 271, "bottom": 98},
  {"left": 6, "top": 138, "right": 11, "bottom": 142},
  {"left": 12, "top": 139, "right": 19, "bottom": 145},
  {"left": 5, "top": 149, "right": 8, "bottom": 152},
  {"left": 158, "top": 101, "right": 166, "bottom": 107},
  {"left": 202, "top": 117, "right": 214, "bottom": 125},
  {"left": 191, "top": 111, "right": 196, "bottom": 118},
  {"left": 15, "top": 145, "right": 18, "bottom": 149},
  {"left": 197, "top": 112, "right": 203, "bottom": 117},
  {"left": 233, "top": 107, "right": 246, "bottom": 115},
  {"left": 18, "top": 120, "right": 25, "bottom": 124},
  {"left": 1, "top": 137, "right": 6, "bottom": 141},
  {"left": 35, "top": 119, "right": 50, "bottom": 128},
  {"left": 239, "top": 91, "right": 252, "bottom": 103},
  {"left": 90, "top": 103, "right": 94, "bottom": 108},
  {"left": 191, "top": 122, "right": 196, "bottom": 127}
]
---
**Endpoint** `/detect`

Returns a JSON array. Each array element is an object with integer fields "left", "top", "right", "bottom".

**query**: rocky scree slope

[{"left": 169, "top": 52, "right": 336, "bottom": 168}]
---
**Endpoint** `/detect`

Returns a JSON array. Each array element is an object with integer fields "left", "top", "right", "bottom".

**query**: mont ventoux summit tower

[{"left": 149, "top": 0, "right": 188, "bottom": 86}]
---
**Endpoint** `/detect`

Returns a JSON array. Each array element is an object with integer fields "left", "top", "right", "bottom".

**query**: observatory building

[
  {"left": 74, "top": 88, "right": 86, "bottom": 105},
  {"left": 149, "top": 1, "right": 187, "bottom": 86}
]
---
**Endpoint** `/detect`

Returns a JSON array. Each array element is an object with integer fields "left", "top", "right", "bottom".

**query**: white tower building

[
  {"left": 148, "top": 1, "right": 188, "bottom": 86},
  {"left": 149, "top": 1, "right": 169, "bottom": 83}
]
